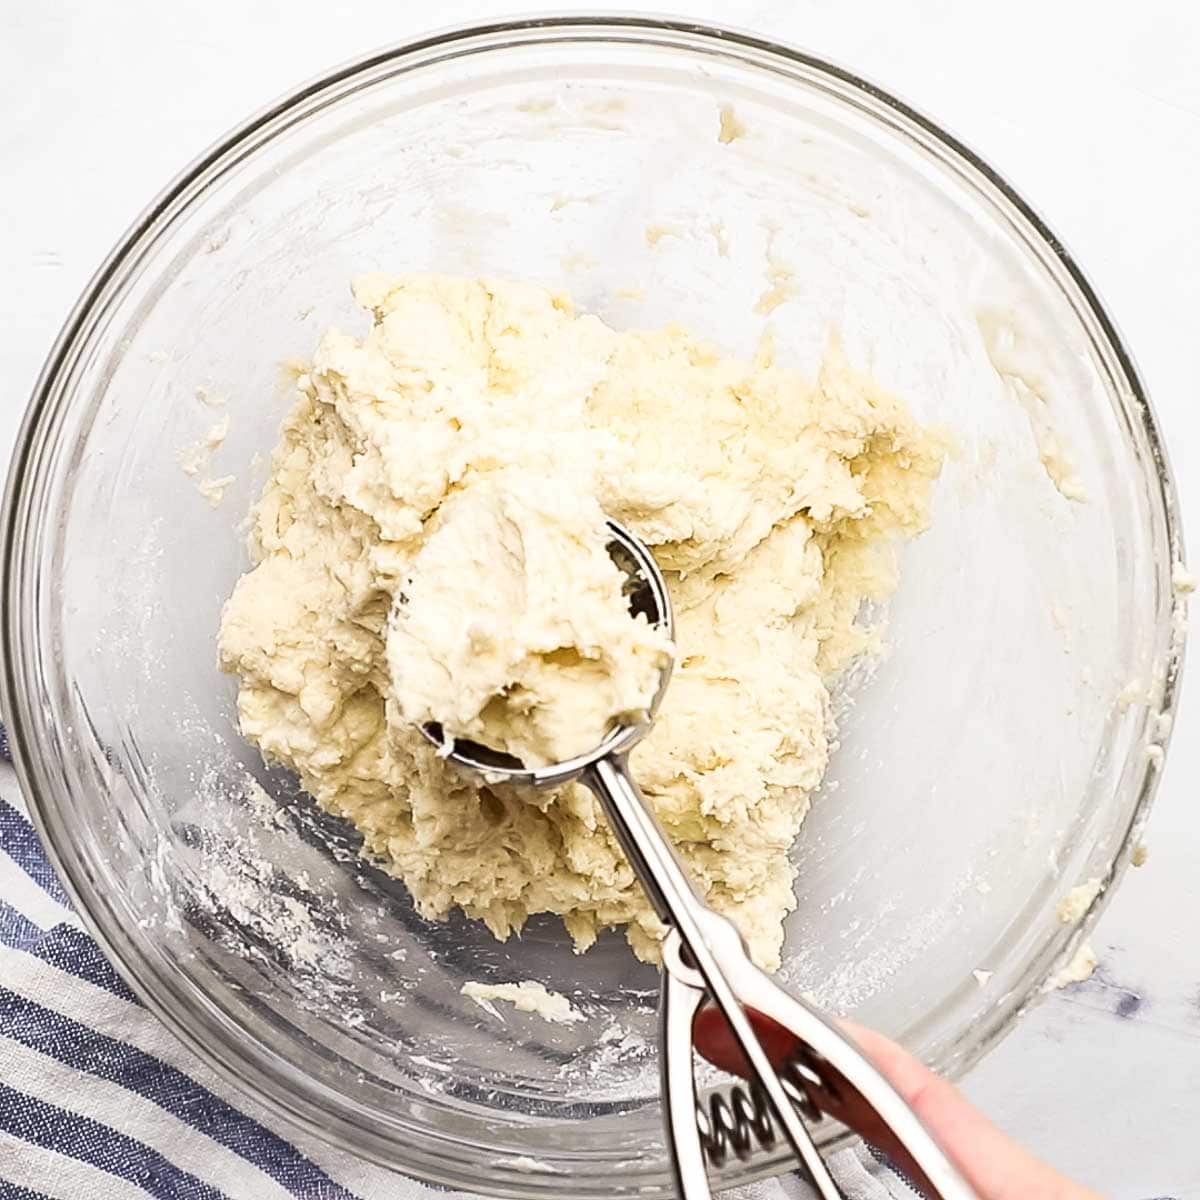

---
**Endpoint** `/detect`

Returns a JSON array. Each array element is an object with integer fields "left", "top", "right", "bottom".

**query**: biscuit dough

[
  {"left": 218, "top": 274, "right": 941, "bottom": 971},
  {"left": 1056, "top": 877, "right": 1102, "bottom": 924},
  {"left": 461, "top": 980, "right": 584, "bottom": 1024},
  {"left": 386, "top": 471, "right": 671, "bottom": 765}
]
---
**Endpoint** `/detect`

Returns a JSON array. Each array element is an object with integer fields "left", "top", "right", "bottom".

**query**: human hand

[
  {"left": 693, "top": 1011, "right": 1102, "bottom": 1200},
  {"left": 836, "top": 1022, "right": 1102, "bottom": 1200}
]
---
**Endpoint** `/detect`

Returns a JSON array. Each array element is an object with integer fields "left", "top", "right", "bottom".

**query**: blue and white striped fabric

[{"left": 0, "top": 721, "right": 980, "bottom": 1200}]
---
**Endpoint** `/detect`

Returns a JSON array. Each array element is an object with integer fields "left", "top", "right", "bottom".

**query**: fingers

[
  {"left": 839, "top": 1022, "right": 1103, "bottom": 1200},
  {"left": 691, "top": 1005, "right": 1102, "bottom": 1200},
  {"left": 691, "top": 1006, "right": 945, "bottom": 1192}
]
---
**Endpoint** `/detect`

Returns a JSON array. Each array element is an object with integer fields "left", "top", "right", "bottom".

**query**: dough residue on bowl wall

[
  {"left": 1044, "top": 941, "right": 1098, "bottom": 992},
  {"left": 1056, "top": 877, "right": 1103, "bottom": 924},
  {"left": 975, "top": 308, "right": 1088, "bottom": 503},
  {"left": 217, "top": 274, "right": 943, "bottom": 972},
  {"left": 461, "top": 980, "right": 584, "bottom": 1024},
  {"left": 179, "top": 412, "right": 235, "bottom": 508}
]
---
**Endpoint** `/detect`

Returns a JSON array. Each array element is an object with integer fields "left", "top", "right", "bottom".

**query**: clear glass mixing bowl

[{"left": 0, "top": 17, "right": 1186, "bottom": 1198}]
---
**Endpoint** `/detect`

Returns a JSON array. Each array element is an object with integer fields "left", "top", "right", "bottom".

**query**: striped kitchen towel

[{"left": 0, "top": 721, "right": 1097, "bottom": 1200}]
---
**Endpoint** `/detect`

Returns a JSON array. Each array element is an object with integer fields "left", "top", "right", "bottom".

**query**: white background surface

[{"left": 3, "top": 2, "right": 1198, "bottom": 1196}]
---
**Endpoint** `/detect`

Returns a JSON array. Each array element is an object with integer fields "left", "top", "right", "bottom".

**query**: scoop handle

[
  {"left": 582, "top": 755, "right": 840, "bottom": 1197},
  {"left": 582, "top": 754, "right": 704, "bottom": 928},
  {"left": 708, "top": 955, "right": 980, "bottom": 1200},
  {"left": 583, "top": 753, "right": 979, "bottom": 1200}
]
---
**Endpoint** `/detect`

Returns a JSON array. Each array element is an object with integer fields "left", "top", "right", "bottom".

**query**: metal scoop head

[{"left": 418, "top": 519, "right": 674, "bottom": 788}]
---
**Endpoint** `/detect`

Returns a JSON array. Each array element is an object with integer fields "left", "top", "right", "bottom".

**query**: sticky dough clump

[
  {"left": 386, "top": 471, "right": 672, "bottom": 767},
  {"left": 218, "top": 274, "right": 942, "bottom": 970}
]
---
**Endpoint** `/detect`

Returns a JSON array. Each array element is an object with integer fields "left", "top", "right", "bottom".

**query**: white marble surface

[{"left": 2, "top": 2, "right": 1197, "bottom": 1196}]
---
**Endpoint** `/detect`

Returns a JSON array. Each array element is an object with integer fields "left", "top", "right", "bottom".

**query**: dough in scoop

[{"left": 386, "top": 470, "right": 672, "bottom": 766}]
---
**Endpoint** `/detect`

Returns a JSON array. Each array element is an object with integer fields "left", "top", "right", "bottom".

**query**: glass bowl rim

[{"left": 0, "top": 14, "right": 1188, "bottom": 1197}]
